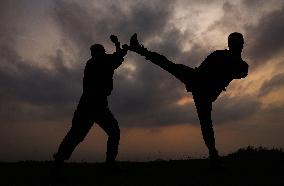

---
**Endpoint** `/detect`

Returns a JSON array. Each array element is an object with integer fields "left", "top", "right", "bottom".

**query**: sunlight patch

[{"left": 176, "top": 95, "right": 193, "bottom": 106}]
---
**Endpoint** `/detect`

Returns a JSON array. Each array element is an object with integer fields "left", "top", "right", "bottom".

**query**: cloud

[
  {"left": 258, "top": 72, "right": 284, "bottom": 97},
  {"left": 213, "top": 95, "right": 260, "bottom": 124},
  {"left": 0, "top": 0, "right": 283, "bottom": 130},
  {"left": 0, "top": 0, "right": 268, "bottom": 128},
  {"left": 1, "top": 0, "right": 284, "bottom": 161},
  {"left": 0, "top": 0, "right": 82, "bottom": 122},
  {"left": 51, "top": 0, "right": 203, "bottom": 127},
  {"left": 203, "top": 1, "right": 284, "bottom": 68},
  {"left": 52, "top": 0, "right": 174, "bottom": 55},
  {"left": 246, "top": 7, "right": 284, "bottom": 65},
  {"left": 0, "top": 45, "right": 81, "bottom": 122}
]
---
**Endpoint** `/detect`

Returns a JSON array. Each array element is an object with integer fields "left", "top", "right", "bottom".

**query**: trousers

[{"left": 54, "top": 97, "right": 120, "bottom": 162}]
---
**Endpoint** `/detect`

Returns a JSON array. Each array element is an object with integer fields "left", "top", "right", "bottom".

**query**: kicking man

[{"left": 128, "top": 32, "right": 248, "bottom": 162}]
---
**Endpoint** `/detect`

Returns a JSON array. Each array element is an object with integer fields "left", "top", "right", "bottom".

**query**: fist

[
  {"left": 122, "top": 44, "right": 129, "bottom": 50},
  {"left": 233, "top": 60, "right": 249, "bottom": 79},
  {"left": 110, "top": 35, "right": 119, "bottom": 44}
]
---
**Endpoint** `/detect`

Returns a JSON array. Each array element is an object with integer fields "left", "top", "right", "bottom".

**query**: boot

[
  {"left": 129, "top": 33, "right": 148, "bottom": 55},
  {"left": 105, "top": 152, "right": 121, "bottom": 172}
]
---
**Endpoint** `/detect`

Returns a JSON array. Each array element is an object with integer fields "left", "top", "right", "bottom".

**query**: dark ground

[{"left": 0, "top": 147, "right": 283, "bottom": 186}]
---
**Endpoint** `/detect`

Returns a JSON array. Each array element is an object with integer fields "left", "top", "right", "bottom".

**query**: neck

[{"left": 229, "top": 49, "right": 241, "bottom": 58}]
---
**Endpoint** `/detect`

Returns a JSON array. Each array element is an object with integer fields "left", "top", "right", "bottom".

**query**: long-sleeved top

[
  {"left": 143, "top": 49, "right": 248, "bottom": 102},
  {"left": 82, "top": 50, "right": 126, "bottom": 99}
]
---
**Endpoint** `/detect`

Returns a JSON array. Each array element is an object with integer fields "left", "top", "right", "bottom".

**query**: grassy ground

[{"left": 0, "top": 147, "right": 283, "bottom": 186}]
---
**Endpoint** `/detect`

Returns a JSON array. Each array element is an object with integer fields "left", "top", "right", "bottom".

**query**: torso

[
  {"left": 83, "top": 55, "right": 116, "bottom": 98},
  {"left": 194, "top": 50, "right": 246, "bottom": 101}
]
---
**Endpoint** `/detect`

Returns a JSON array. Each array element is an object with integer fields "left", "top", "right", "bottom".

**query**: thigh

[
  {"left": 71, "top": 108, "right": 95, "bottom": 136},
  {"left": 94, "top": 107, "right": 119, "bottom": 135},
  {"left": 192, "top": 93, "right": 212, "bottom": 123}
]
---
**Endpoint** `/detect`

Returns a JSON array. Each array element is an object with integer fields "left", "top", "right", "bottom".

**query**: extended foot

[
  {"left": 49, "top": 160, "right": 64, "bottom": 184},
  {"left": 129, "top": 33, "right": 147, "bottom": 55},
  {"left": 50, "top": 153, "right": 64, "bottom": 179},
  {"left": 209, "top": 149, "right": 220, "bottom": 162},
  {"left": 208, "top": 149, "right": 226, "bottom": 169}
]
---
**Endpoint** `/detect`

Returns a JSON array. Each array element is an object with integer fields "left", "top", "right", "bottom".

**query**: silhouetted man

[
  {"left": 128, "top": 32, "right": 248, "bottom": 162},
  {"left": 53, "top": 35, "right": 127, "bottom": 167}
]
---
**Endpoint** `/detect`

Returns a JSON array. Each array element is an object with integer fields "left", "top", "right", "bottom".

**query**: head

[
  {"left": 228, "top": 32, "right": 244, "bottom": 54},
  {"left": 90, "top": 44, "right": 106, "bottom": 57}
]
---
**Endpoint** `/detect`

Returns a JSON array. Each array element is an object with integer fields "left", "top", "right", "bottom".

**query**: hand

[
  {"left": 129, "top": 33, "right": 139, "bottom": 51},
  {"left": 122, "top": 44, "right": 129, "bottom": 50},
  {"left": 110, "top": 35, "right": 119, "bottom": 44}
]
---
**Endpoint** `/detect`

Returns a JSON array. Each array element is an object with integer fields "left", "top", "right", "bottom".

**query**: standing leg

[
  {"left": 95, "top": 107, "right": 120, "bottom": 164},
  {"left": 193, "top": 93, "right": 219, "bottom": 161}
]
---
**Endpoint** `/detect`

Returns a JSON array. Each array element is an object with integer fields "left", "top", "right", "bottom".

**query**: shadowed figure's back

[
  {"left": 83, "top": 44, "right": 125, "bottom": 98},
  {"left": 53, "top": 36, "right": 127, "bottom": 174},
  {"left": 83, "top": 55, "right": 119, "bottom": 97}
]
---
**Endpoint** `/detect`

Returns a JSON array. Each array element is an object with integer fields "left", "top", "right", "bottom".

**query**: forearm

[
  {"left": 112, "top": 47, "right": 127, "bottom": 69},
  {"left": 115, "top": 42, "right": 121, "bottom": 52},
  {"left": 111, "top": 35, "right": 127, "bottom": 59},
  {"left": 113, "top": 43, "right": 127, "bottom": 59}
]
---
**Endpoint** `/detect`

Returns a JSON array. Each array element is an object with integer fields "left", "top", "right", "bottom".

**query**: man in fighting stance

[
  {"left": 128, "top": 32, "right": 248, "bottom": 162},
  {"left": 53, "top": 35, "right": 127, "bottom": 168}
]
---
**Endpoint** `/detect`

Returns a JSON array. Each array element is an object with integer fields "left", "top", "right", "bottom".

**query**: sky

[{"left": 0, "top": 0, "right": 284, "bottom": 162}]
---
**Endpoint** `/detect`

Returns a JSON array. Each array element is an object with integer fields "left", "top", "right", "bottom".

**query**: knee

[
  {"left": 67, "top": 126, "right": 89, "bottom": 143},
  {"left": 113, "top": 127, "right": 120, "bottom": 139},
  {"left": 200, "top": 119, "right": 212, "bottom": 128},
  {"left": 200, "top": 121, "right": 213, "bottom": 133},
  {"left": 74, "top": 133, "right": 86, "bottom": 143},
  {"left": 109, "top": 126, "right": 120, "bottom": 140}
]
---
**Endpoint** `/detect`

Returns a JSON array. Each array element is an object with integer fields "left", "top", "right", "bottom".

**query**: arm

[{"left": 110, "top": 35, "right": 128, "bottom": 68}]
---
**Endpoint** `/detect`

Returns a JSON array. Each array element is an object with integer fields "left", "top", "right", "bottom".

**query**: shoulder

[
  {"left": 201, "top": 50, "right": 227, "bottom": 64},
  {"left": 85, "top": 58, "right": 95, "bottom": 69},
  {"left": 86, "top": 58, "right": 93, "bottom": 65},
  {"left": 175, "top": 63, "right": 192, "bottom": 71},
  {"left": 203, "top": 50, "right": 227, "bottom": 61},
  {"left": 210, "top": 50, "right": 228, "bottom": 57}
]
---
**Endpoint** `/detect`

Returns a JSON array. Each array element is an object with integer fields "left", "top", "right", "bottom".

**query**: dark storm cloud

[
  {"left": 246, "top": 6, "right": 284, "bottom": 64},
  {"left": 0, "top": 0, "right": 270, "bottom": 128},
  {"left": 146, "top": 27, "right": 208, "bottom": 67},
  {"left": 213, "top": 95, "right": 260, "bottom": 124},
  {"left": 52, "top": 0, "right": 174, "bottom": 55},
  {"left": 258, "top": 72, "right": 284, "bottom": 97},
  {"left": 207, "top": 2, "right": 244, "bottom": 35},
  {"left": 110, "top": 55, "right": 197, "bottom": 127},
  {"left": 0, "top": 0, "right": 82, "bottom": 121},
  {"left": 0, "top": 0, "right": 185, "bottom": 126},
  {"left": 85, "top": 0, "right": 283, "bottom": 127},
  {"left": 206, "top": 1, "right": 284, "bottom": 67},
  {"left": 0, "top": 46, "right": 81, "bottom": 122},
  {"left": 0, "top": 0, "right": 76, "bottom": 123}
]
